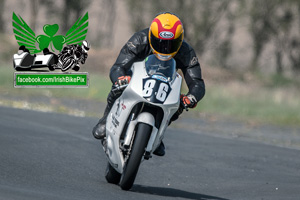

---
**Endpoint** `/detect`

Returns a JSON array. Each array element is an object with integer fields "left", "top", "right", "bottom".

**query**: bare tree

[
  {"left": 41, "top": 0, "right": 60, "bottom": 20},
  {"left": 30, "top": 0, "right": 39, "bottom": 32},
  {"left": 127, "top": 0, "right": 147, "bottom": 32},
  {"left": 289, "top": 38, "right": 300, "bottom": 73},
  {"left": 248, "top": 0, "right": 297, "bottom": 74},
  {"left": 98, "top": 0, "right": 116, "bottom": 47},
  {"left": 187, "top": 0, "right": 230, "bottom": 56},
  {"left": 214, "top": 9, "right": 235, "bottom": 69},
  {"left": 287, "top": 1, "right": 300, "bottom": 73},
  {"left": 61, "top": 0, "right": 91, "bottom": 32},
  {"left": 273, "top": 5, "right": 293, "bottom": 74},
  {"left": 0, "top": 0, "right": 5, "bottom": 33},
  {"left": 249, "top": 0, "right": 278, "bottom": 71}
]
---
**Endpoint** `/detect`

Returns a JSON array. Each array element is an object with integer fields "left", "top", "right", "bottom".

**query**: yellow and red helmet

[{"left": 149, "top": 12, "right": 184, "bottom": 61}]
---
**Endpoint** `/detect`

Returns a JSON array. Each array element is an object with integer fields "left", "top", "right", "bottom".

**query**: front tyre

[
  {"left": 61, "top": 58, "right": 74, "bottom": 71},
  {"left": 105, "top": 162, "right": 121, "bottom": 184},
  {"left": 72, "top": 65, "right": 80, "bottom": 71},
  {"left": 119, "top": 123, "right": 152, "bottom": 190}
]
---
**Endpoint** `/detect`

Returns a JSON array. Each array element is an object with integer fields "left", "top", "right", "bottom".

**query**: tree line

[
  {"left": 128, "top": 0, "right": 300, "bottom": 75},
  {"left": 1, "top": 0, "right": 300, "bottom": 75}
]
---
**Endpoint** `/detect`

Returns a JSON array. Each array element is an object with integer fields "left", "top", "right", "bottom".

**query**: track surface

[{"left": 0, "top": 106, "right": 299, "bottom": 200}]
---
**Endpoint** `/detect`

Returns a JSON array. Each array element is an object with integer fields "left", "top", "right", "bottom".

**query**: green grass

[
  {"left": 198, "top": 84, "right": 300, "bottom": 126},
  {"left": 1, "top": 63, "right": 300, "bottom": 126}
]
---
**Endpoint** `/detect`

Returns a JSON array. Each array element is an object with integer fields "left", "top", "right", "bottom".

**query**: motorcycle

[
  {"left": 57, "top": 49, "right": 83, "bottom": 72},
  {"left": 103, "top": 54, "right": 184, "bottom": 190}
]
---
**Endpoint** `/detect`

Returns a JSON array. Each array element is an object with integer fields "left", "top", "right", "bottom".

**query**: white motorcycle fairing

[{"left": 105, "top": 55, "right": 182, "bottom": 174}]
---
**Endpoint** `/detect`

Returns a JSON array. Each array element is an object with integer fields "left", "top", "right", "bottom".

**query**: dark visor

[{"left": 150, "top": 32, "right": 183, "bottom": 54}]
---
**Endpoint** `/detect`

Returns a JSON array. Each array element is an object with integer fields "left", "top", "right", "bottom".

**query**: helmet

[
  {"left": 149, "top": 12, "right": 184, "bottom": 61},
  {"left": 81, "top": 40, "right": 90, "bottom": 53}
]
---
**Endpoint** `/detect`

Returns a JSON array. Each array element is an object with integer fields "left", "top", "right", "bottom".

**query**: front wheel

[
  {"left": 61, "top": 58, "right": 74, "bottom": 71},
  {"left": 119, "top": 123, "right": 152, "bottom": 190}
]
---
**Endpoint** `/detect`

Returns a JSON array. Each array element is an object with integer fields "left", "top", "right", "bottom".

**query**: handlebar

[
  {"left": 111, "top": 84, "right": 189, "bottom": 112},
  {"left": 111, "top": 84, "right": 129, "bottom": 95},
  {"left": 180, "top": 100, "right": 189, "bottom": 112}
]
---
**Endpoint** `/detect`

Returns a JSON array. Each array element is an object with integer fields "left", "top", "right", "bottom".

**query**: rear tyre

[
  {"left": 119, "top": 123, "right": 152, "bottom": 190},
  {"left": 48, "top": 64, "right": 55, "bottom": 71},
  {"left": 105, "top": 162, "right": 121, "bottom": 184}
]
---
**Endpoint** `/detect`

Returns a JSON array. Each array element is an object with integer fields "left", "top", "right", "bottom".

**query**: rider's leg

[
  {"left": 92, "top": 89, "right": 120, "bottom": 139},
  {"left": 153, "top": 106, "right": 184, "bottom": 156}
]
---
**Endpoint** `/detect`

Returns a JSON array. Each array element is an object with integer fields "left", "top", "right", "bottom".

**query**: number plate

[{"left": 142, "top": 78, "right": 171, "bottom": 103}]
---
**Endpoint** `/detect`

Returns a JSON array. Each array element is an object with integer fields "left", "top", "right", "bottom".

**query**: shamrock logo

[
  {"left": 12, "top": 12, "right": 88, "bottom": 54},
  {"left": 36, "top": 24, "right": 65, "bottom": 52}
]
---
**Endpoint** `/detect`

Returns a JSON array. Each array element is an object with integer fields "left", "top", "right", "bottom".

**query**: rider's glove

[
  {"left": 115, "top": 76, "right": 131, "bottom": 86},
  {"left": 180, "top": 94, "right": 197, "bottom": 108}
]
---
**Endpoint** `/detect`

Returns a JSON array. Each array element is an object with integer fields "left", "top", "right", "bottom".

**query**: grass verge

[
  {"left": 198, "top": 84, "right": 300, "bottom": 126},
  {"left": 1, "top": 63, "right": 300, "bottom": 126}
]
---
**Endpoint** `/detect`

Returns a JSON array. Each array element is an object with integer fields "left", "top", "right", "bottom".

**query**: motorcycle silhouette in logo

[{"left": 57, "top": 40, "right": 90, "bottom": 72}]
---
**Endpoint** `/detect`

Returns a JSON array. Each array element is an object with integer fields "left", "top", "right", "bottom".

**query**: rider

[
  {"left": 18, "top": 45, "right": 30, "bottom": 54},
  {"left": 92, "top": 12, "right": 205, "bottom": 156},
  {"left": 59, "top": 40, "right": 90, "bottom": 71}
]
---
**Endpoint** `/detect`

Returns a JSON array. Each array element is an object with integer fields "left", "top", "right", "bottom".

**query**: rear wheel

[
  {"left": 48, "top": 64, "right": 55, "bottom": 71},
  {"left": 105, "top": 162, "right": 121, "bottom": 184},
  {"left": 119, "top": 123, "right": 152, "bottom": 190}
]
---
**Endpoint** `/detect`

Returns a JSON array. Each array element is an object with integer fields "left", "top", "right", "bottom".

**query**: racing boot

[
  {"left": 152, "top": 108, "right": 182, "bottom": 156},
  {"left": 92, "top": 90, "right": 119, "bottom": 139},
  {"left": 151, "top": 108, "right": 180, "bottom": 156},
  {"left": 92, "top": 106, "right": 110, "bottom": 139},
  {"left": 153, "top": 141, "right": 165, "bottom": 156},
  {"left": 152, "top": 107, "right": 182, "bottom": 156}
]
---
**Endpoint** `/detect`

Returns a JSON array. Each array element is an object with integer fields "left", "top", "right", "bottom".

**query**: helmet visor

[{"left": 150, "top": 32, "right": 183, "bottom": 54}]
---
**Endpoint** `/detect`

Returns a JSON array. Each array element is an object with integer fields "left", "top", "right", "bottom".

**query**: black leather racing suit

[{"left": 105, "top": 28, "right": 205, "bottom": 121}]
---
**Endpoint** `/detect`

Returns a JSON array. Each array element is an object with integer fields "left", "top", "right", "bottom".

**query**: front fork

[{"left": 122, "top": 112, "right": 158, "bottom": 159}]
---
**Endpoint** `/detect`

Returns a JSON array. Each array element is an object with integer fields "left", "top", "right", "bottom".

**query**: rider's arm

[
  {"left": 60, "top": 45, "right": 72, "bottom": 55},
  {"left": 176, "top": 41, "right": 205, "bottom": 103},
  {"left": 109, "top": 29, "right": 150, "bottom": 84}
]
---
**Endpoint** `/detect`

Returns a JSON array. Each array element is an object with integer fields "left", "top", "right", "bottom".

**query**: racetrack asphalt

[{"left": 0, "top": 106, "right": 299, "bottom": 200}]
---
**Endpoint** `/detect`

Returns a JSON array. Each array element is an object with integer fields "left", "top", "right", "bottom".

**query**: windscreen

[{"left": 145, "top": 55, "right": 176, "bottom": 82}]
